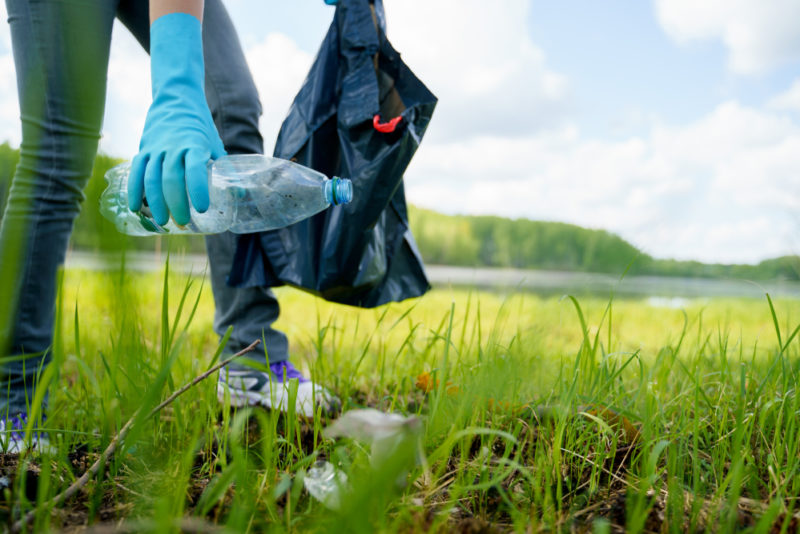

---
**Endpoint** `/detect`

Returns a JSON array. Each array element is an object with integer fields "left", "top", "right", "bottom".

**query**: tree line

[
  {"left": 1, "top": 142, "right": 798, "bottom": 281},
  {"left": 408, "top": 206, "right": 800, "bottom": 280}
]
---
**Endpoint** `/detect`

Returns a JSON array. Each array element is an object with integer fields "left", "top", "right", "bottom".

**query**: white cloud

[
  {"left": 383, "top": 0, "right": 570, "bottom": 141},
  {"left": 405, "top": 100, "right": 800, "bottom": 264},
  {"left": 0, "top": 51, "right": 19, "bottom": 147},
  {"left": 244, "top": 33, "right": 313, "bottom": 151},
  {"left": 654, "top": 0, "right": 800, "bottom": 74},
  {"left": 0, "top": 4, "right": 8, "bottom": 51},
  {"left": 100, "top": 21, "right": 152, "bottom": 158},
  {"left": 0, "top": 2, "right": 20, "bottom": 147},
  {"left": 769, "top": 79, "right": 800, "bottom": 114}
]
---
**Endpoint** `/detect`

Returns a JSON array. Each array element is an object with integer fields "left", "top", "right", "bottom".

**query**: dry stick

[{"left": 12, "top": 339, "right": 261, "bottom": 534}]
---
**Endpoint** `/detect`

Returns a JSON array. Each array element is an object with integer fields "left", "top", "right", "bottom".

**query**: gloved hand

[
  {"left": 324, "top": 0, "right": 338, "bottom": 5},
  {"left": 128, "top": 12, "right": 225, "bottom": 226}
]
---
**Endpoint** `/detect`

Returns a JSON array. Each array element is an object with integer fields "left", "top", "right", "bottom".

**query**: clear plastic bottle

[
  {"left": 99, "top": 154, "right": 353, "bottom": 236},
  {"left": 303, "top": 460, "right": 348, "bottom": 510}
]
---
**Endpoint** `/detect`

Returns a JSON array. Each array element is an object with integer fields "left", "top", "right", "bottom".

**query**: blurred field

[
  {"left": 4, "top": 264, "right": 800, "bottom": 532},
  {"left": 59, "top": 265, "right": 798, "bottom": 376}
]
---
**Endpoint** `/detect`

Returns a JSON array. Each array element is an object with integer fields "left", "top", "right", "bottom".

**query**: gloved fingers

[
  {"left": 128, "top": 153, "right": 149, "bottom": 212},
  {"left": 162, "top": 150, "right": 191, "bottom": 225},
  {"left": 209, "top": 133, "right": 227, "bottom": 160},
  {"left": 144, "top": 152, "right": 169, "bottom": 226},
  {"left": 185, "top": 148, "right": 211, "bottom": 214}
]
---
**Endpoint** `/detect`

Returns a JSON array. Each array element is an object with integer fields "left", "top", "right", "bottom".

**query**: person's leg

[
  {"left": 116, "top": 1, "right": 337, "bottom": 416},
  {"left": 117, "top": 0, "right": 289, "bottom": 366},
  {"left": 0, "top": 0, "right": 116, "bottom": 418},
  {"left": 201, "top": 0, "right": 291, "bottom": 365}
]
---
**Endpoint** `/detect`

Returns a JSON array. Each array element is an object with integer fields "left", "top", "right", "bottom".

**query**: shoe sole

[
  {"left": 2, "top": 437, "right": 53, "bottom": 455},
  {"left": 217, "top": 382, "right": 320, "bottom": 417},
  {"left": 217, "top": 382, "right": 283, "bottom": 408}
]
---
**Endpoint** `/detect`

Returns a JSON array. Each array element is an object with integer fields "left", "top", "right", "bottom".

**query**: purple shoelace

[
  {"left": 5, "top": 412, "right": 40, "bottom": 442},
  {"left": 8, "top": 413, "right": 27, "bottom": 441},
  {"left": 269, "top": 360, "right": 309, "bottom": 383}
]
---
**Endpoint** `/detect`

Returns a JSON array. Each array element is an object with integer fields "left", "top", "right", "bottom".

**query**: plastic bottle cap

[{"left": 331, "top": 177, "right": 353, "bottom": 206}]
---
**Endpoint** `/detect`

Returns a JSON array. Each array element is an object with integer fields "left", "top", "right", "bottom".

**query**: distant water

[
  {"left": 425, "top": 265, "right": 800, "bottom": 299},
  {"left": 645, "top": 296, "right": 694, "bottom": 308},
  {"left": 64, "top": 252, "right": 800, "bottom": 300}
]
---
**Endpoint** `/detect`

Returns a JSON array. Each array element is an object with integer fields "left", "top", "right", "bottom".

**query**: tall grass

[{"left": 3, "top": 257, "right": 800, "bottom": 532}]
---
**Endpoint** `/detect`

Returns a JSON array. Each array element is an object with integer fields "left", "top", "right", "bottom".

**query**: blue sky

[
  {"left": 529, "top": 1, "right": 727, "bottom": 138},
  {"left": 528, "top": 1, "right": 800, "bottom": 139},
  {"left": 2, "top": 0, "right": 800, "bottom": 264}
]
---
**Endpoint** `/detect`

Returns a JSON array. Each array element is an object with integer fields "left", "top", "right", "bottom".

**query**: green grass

[{"left": 4, "top": 259, "right": 800, "bottom": 533}]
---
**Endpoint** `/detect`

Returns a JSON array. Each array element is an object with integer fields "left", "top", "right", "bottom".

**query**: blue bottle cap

[{"left": 329, "top": 177, "right": 353, "bottom": 206}]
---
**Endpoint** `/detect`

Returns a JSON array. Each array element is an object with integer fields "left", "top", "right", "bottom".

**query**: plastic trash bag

[{"left": 228, "top": 0, "right": 437, "bottom": 307}]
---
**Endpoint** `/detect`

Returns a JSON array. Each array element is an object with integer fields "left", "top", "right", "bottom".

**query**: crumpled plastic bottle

[
  {"left": 303, "top": 460, "right": 349, "bottom": 511},
  {"left": 100, "top": 155, "right": 353, "bottom": 235},
  {"left": 303, "top": 409, "right": 422, "bottom": 509}
]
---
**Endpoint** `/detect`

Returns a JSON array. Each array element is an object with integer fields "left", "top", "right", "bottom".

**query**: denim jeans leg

[
  {"left": 202, "top": 0, "right": 289, "bottom": 365},
  {"left": 0, "top": 0, "right": 116, "bottom": 416},
  {"left": 204, "top": 232, "right": 289, "bottom": 367},
  {"left": 203, "top": 0, "right": 289, "bottom": 365},
  {"left": 117, "top": 0, "right": 290, "bottom": 365}
]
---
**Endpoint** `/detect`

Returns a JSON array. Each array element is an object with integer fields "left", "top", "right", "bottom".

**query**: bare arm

[{"left": 150, "top": 0, "right": 204, "bottom": 23}]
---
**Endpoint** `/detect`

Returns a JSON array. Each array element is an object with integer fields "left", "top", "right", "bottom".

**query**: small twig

[
  {"left": 113, "top": 480, "right": 147, "bottom": 500},
  {"left": 11, "top": 339, "right": 260, "bottom": 533}
]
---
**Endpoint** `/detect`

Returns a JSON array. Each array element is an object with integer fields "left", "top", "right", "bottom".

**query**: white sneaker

[
  {"left": 217, "top": 360, "right": 339, "bottom": 417},
  {"left": 0, "top": 412, "right": 51, "bottom": 454}
]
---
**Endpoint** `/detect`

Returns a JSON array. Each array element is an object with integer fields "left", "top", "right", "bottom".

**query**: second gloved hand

[{"left": 129, "top": 12, "right": 225, "bottom": 226}]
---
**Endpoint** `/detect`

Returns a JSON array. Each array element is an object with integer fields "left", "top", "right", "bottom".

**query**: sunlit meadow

[{"left": 2, "top": 256, "right": 799, "bottom": 532}]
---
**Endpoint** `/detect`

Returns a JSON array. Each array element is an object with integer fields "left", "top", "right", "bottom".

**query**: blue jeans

[{"left": 0, "top": 0, "right": 288, "bottom": 416}]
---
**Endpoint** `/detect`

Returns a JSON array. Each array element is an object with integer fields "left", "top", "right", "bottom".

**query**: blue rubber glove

[
  {"left": 324, "top": 0, "right": 338, "bottom": 4},
  {"left": 128, "top": 12, "right": 225, "bottom": 226}
]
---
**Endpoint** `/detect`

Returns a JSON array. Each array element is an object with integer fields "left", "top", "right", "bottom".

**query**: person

[{"left": 0, "top": 0, "right": 337, "bottom": 453}]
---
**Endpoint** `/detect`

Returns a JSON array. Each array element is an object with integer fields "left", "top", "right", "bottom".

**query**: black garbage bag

[{"left": 228, "top": 0, "right": 437, "bottom": 307}]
